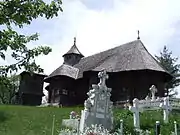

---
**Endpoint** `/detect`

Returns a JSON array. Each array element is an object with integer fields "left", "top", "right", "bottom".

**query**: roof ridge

[
  {"left": 91, "top": 54, "right": 116, "bottom": 71},
  {"left": 20, "top": 71, "right": 47, "bottom": 77},
  {"left": 138, "top": 40, "right": 171, "bottom": 75},
  {"left": 136, "top": 40, "right": 151, "bottom": 69},
  {"left": 81, "top": 39, "right": 139, "bottom": 60},
  {"left": 73, "top": 44, "right": 84, "bottom": 56},
  {"left": 47, "top": 39, "right": 173, "bottom": 82}
]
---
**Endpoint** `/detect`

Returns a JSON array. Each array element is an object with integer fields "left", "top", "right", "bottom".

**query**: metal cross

[
  {"left": 137, "top": 30, "right": 140, "bottom": 40},
  {"left": 74, "top": 37, "right": 76, "bottom": 45}
]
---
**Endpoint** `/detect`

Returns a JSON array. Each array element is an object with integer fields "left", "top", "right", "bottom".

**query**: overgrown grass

[
  {"left": 0, "top": 105, "right": 81, "bottom": 135},
  {"left": 113, "top": 109, "right": 180, "bottom": 135},
  {"left": 0, "top": 105, "right": 179, "bottom": 135}
]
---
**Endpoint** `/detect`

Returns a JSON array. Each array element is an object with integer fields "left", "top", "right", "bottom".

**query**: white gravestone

[
  {"left": 61, "top": 111, "right": 80, "bottom": 130},
  {"left": 149, "top": 85, "right": 157, "bottom": 101},
  {"left": 79, "top": 70, "right": 113, "bottom": 132},
  {"left": 169, "top": 98, "right": 180, "bottom": 110},
  {"left": 160, "top": 97, "right": 172, "bottom": 123},
  {"left": 129, "top": 85, "right": 180, "bottom": 128},
  {"left": 61, "top": 119, "right": 79, "bottom": 129},
  {"left": 129, "top": 98, "right": 140, "bottom": 129}
]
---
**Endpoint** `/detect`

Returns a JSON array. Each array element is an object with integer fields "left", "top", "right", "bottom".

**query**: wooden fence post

[
  {"left": 174, "top": 121, "right": 178, "bottom": 135},
  {"left": 51, "top": 115, "right": 55, "bottom": 135},
  {"left": 155, "top": 121, "right": 160, "bottom": 135},
  {"left": 120, "top": 119, "right": 123, "bottom": 135}
]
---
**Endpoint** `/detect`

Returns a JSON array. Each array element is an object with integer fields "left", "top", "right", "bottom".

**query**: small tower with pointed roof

[{"left": 63, "top": 37, "right": 84, "bottom": 66}]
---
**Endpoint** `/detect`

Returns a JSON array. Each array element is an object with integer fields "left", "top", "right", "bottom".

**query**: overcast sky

[{"left": 1, "top": 0, "right": 180, "bottom": 96}]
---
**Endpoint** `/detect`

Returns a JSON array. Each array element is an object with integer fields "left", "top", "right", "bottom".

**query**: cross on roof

[
  {"left": 137, "top": 30, "right": 140, "bottom": 40},
  {"left": 74, "top": 37, "right": 76, "bottom": 45}
]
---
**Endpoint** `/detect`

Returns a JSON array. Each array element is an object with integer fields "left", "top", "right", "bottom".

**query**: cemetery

[
  {"left": 58, "top": 70, "right": 180, "bottom": 135},
  {"left": 0, "top": 70, "right": 180, "bottom": 135},
  {"left": 5, "top": 38, "right": 179, "bottom": 135},
  {"left": 43, "top": 39, "right": 173, "bottom": 107},
  {"left": 1, "top": 0, "right": 180, "bottom": 135}
]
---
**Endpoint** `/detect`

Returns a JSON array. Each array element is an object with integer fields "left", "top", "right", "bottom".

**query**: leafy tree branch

[
  {"left": 0, "top": 0, "right": 62, "bottom": 74},
  {"left": 0, "top": 0, "right": 63, "bottom": 104}
]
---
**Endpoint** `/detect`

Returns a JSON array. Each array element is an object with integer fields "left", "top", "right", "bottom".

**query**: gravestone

[
  {"left": 79, "top": 70, "right": 113, "bottom": 132},
  {"left": 61, "top": 111, "right": 80, "bottom": 130},
  {"left": 149, "top": 85, "right": 157, "bottom": 101},
  {"left": 159, "top": 97, "right": 172, "bottom": 123},
  {"left": 129, "top": 98, "right": 140, "bottom": 129},
  {"left": 129, "top": 85, "right": 180, "bottom": 129}
]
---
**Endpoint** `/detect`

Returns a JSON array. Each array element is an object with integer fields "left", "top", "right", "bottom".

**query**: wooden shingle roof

[
  {"left": 45, "top": 39, "right": 172, "bottom": 82},
  {"left": 44, "top": 64, "right": 79, "bottom": 81}
]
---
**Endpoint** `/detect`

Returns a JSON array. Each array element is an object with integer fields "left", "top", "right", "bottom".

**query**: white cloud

[
  {"left": 35, "top": 0, "right": 180, "bottom": 96},
  {"left": 35, "top": 0, "right": 180, "bottom": 74},
  {"left": 1, "top": 0, "right": 180, "bottom": 96}
]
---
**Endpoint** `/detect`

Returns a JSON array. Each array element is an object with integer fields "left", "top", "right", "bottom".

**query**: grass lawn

[
  {"left": 114, "top": 109, "right": 180, "bottom": 134},
  {"left": 0, "top": 105, "right": 179, "bottom": 135},
  {"left": 0, "top": 105, "right": 81, "bottom": 135}
]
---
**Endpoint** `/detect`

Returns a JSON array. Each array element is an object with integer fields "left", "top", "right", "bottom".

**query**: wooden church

[{"left": 43, "top": 37, "right": 173, "bottom": 106}]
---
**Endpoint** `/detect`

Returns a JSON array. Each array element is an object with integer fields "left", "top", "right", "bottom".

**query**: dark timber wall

[
  {"left": 18, "top": 72, "right": 46, "bottom": 106},
  {"left": 47, "top": 70, "right": 166, "bottom": 106}
]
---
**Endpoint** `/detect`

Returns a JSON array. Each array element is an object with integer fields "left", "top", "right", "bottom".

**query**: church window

[{"left": 62, "top": 89, "right": 68, "bottom": 95}]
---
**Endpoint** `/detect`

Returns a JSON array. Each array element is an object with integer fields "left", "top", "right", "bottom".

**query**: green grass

[
  {"left": 0, "top": 105, "right": 179, "bottom": 135},
  {"left": 0, "top": 105, "right": 82, "bottom": 135},
  {"left": 113, "top": 109, "right": 180, "bottom": 135}
]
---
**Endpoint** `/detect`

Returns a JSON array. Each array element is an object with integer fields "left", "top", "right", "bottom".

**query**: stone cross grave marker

[
  {"left": 160, "top": 97, "right": 172, "bottom": 123},
  {"left": 129, "top": 98, "right": 140, "bottom": 129},
  {"left": 79, "top": 70, "right": 113, "bottom": 132},
  {"left": 149, "top": 85, "right": 157, "bottom": 101}
]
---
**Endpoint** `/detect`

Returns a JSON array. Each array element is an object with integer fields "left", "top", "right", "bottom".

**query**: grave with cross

[
  {"left": 149, "top": 85, "right": 158, "bottom": 101},
  {"left": 129, "top": 98, "right": 140, "bottom": 129},
  {"left": 159, "top": 97, "right": 172, "bottom": 123},
  {"left": 79, "top": 70, "right": 113, "bottom": 132}
]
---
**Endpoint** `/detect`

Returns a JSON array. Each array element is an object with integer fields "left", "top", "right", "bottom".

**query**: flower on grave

[
  {"left": 70, "top": 111, "right": 76, "bottom": 115},
  {"left": 133, "top": 129, "right": 151, "bottom": 135},
  {"left": 76, "top": 114, "right": 80, "bottom": 119},
  {"left": 59, "top": 126, "right": 152, "bottom": 135},
  {"left": 82, "top": 124, "right": 113, "bottom": 135},
  {"left": 87, "top": 133, "right": 98, "bottom": 135},
  {"left": 70, "top": 111, "right": 77, "bottom": 119}
]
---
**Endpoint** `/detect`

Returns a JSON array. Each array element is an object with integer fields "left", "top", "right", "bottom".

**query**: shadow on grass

[{"left": 0, "top": 111, "right": 10, "bottom": 123}]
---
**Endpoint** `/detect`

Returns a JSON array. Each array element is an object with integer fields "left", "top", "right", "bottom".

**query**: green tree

[
  {"left": 0, "top": 74, "right": 19, "bottom": 104},
  {"left": 0, "top": 0, "right": 63, "bottom": 104},
  {"left": 155, "top": 46, "right": 180, "bottom": 97},
  {"left": 0, "top": 0, "right": 63, "bottom": 74}
]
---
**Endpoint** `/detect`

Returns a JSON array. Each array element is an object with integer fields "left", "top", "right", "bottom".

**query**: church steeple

[
  {"left": 63, "top": 37, "right": 84, "bottom": 57},
  {"left": 63, "top": 37, "right": 84, "bottom": 66}
]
